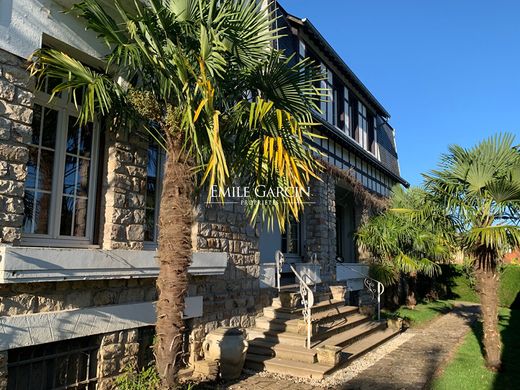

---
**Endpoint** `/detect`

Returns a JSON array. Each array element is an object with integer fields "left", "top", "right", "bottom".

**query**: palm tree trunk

[
  {"left": 155, "top": 134, "right": 195, "bottom": 387},
  {"left": 406, "top": 272, "right": 418, "bottom": 308},
  {"left": 475, "top": 267, "right": 502, "bottom": 370}
]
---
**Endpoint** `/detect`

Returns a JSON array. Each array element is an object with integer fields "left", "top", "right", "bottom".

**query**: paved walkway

[
  {"left": 224, "top": 302, "right": 480, "bottom": 390},
  {"left": 345, "top": 302, "right": 479, "bottom": 390}
]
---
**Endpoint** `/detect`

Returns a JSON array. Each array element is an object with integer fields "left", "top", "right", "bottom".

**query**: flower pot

[{"left": 202, "top": 327, "right": 248, "bottom": 380}]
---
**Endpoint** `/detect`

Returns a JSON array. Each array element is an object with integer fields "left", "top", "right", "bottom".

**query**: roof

[{"left": 283, "top": 14, "right": 390, "bottom": 119}]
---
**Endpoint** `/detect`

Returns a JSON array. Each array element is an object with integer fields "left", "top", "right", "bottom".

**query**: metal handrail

[
  {"left": 336, "top": 263, "right": 385, "bottom": 321},
  {"left": 275, "top": 251, "right": 315, "bottom": 348},
  {"left": 289, "top": 263, "right": 315, "bottom": 349},
  {"left": 275, "top": 250, "right": 284, "bottom": 292}
]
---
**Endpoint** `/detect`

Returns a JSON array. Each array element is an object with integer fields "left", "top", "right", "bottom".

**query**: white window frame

[
  {"left": 357, "top": 101, "right": 368, "bottom": 150},
  {"left": 21, "top": 84, "right": 100, "bottom": 248},
  {"left": 373, "top": 116, "right": 381, "bottom": 159}
]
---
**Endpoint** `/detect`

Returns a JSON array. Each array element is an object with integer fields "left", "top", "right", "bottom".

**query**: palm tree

[
  {"left": 29, "top": 0, "right": 323, "bottom": 386},
  {"left": 357, "top": 186, "right": 452, "bottom": 306},
  {"left": 424, "top": 133, "right": 520, "bottom": 370}
]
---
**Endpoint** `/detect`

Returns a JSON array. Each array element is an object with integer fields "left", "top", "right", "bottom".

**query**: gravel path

[{"left": 224, "top": 302, "right": 480, "bottom": 390}]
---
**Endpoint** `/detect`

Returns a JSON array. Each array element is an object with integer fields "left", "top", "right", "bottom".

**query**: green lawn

[
  {"left": 382, "top": 300, "right": 453, "bottom": 327},
  {"left": 432, "top": 308, "right": 520, "bottom": 390}
]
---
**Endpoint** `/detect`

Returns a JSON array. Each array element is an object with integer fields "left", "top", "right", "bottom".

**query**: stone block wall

[
  {"left": 187, "top": 202, "right": 273, "bottom": 363},
  {"left": 304, "top": 174, "right": 337, "bottom": 282},
  {"left": 0, "top": 279, "right": 157, "bottom": 317},
  {"left": 0, "top": 352, "right": 6, "bottom": 390},
  {"left": 96, "top": 328, "right": 141, "bottom": 390},
  {"left": 102, "top": 129, "right": 148, "bottom": 250},
  {"left": 0, "top": 48, "right": 34, "bottom": 244}
]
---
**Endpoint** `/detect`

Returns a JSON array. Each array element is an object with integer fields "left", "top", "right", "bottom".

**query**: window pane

[
  {"left": 33, "top": 192, "right": 52, "bottom": 234},
  {"left": 63, "top": 155, "right": 77, "bottom": 195},
  {"left": 26, "top": 146, "right": 38, "bottom": 189},
  {"left": 147, "top": 146, "right": 158, "bottom": 177},
  {"left": 31, "top": 104, "right": 42, "bottom": 145},
  {"left": 45, "top": 76, "right": 62, "bottom": 96},
  {"left": 66, "top": 121, "right": 79, "bottom": 154},
  {"left": 67, "top": 119, "right": 93, "bottom": 157},
  {"left": 145, "top": 144, "right": 160, "bottom": 242},
  {"left": 22, "top": 190, "right": 35, "bottom": 233},
  {"left": 79, "top": 122, "right": 93, "bottom": 157},
  {"left": 77, "top": 158, "right": 90, "bottom": 197},
  {"left": 38, "top": 149, "right": 55, "bottom": 191},
  {"left": 60, "top": 196, "right": 74, "bottom": 236},
  {"left": 144, "top": 208, "right": 156, "bottom": 242},
  {"left": 73, "top": 198, "right": 88, "bottom": 237},
  {"left": 41, "top": 107, "right": 58, "bottom": 148}
]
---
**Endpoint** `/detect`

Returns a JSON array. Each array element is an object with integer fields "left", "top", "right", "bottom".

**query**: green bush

[
  {"left": 499, "top": 264, "right": 520, "bottom": 308},
  {"left": 448, "top": 264, "right": 520, "bottom": 308}
]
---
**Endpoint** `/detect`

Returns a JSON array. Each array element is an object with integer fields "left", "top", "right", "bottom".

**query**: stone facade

[
  {"left": 0, "top": 351, "right": 6, "bottom": 390},
  {"left": 0, "top": 48, "right": 33, "bottom": 244},
  {"left": 0, "top": 279, "right": 156, "bottom": 317},
  {"left": 187, "top": 202, "right": 273, "bottom": 363},
  {"left": 102, "top": 129, "right": 148, "bottom": 250},
  {"left": 96, "top": 328, "right": 142, "bottom": 390},
  {"left": 304, "top": 175, "right": 337, "bottom": 282}
]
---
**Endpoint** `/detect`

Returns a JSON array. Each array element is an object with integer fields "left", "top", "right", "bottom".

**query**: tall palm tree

[
  {"left": 357, "top": 186, "right": 451, "bottom": 306},
  {"left": 29, "top": 0, "right": 323, "bottom": 386},
  {"left": 424, "top": 133, "right": 520, "bottom": 370}
]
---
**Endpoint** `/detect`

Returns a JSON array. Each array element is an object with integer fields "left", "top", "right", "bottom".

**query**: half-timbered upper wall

[{"left": 0, "top": 0, "right": 107, "bottom": 60}]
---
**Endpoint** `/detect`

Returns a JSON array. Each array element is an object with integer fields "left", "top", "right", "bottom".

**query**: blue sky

[{"left": 280, "top": 0, "right": 520, "bottom": 186}]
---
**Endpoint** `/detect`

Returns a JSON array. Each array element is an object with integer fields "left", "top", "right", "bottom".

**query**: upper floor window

[
  {"left": 298, "top": 39, "right": 306, "bottom": 61},
  {"left": 22, "top": 78, "right": 100, "bottom": 246},
  {"left": 343, "top": 87, "right": 351, "bottom": 136},
  {"left": 321, "top": 64, "right": 337, "bottom": 126},
  {"left": 144, "top": 142, "right": 164, "bottom": 243},
  {"left": 357, "top": 101, "right": 368, "bottom": 150}
]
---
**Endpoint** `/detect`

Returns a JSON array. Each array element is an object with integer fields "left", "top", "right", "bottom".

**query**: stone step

[
  {"left": 244, "top": 353, "right": 331, "bottom": 380},
  {"left": 313, "top": 320, "right": 387, "bottom": 349},
  {"left": 246, "top": 327, "right": 306, "bottom": 347},
  {"left": 312, "top": 313, "right": 371, "bottom": 342},
  {"left": 255, "top": 316, "right": 300, "bottom": 333},
  {"left": 247, "top": 339, "right": 317, "bottom": 364},
  {"left": 341, "top": 327, "right": 401, "bottom": 360},
  {"left": 310, "top": 305, "right": 359, "bottom": 325},
  {"left": 257, "top": 305, "right": 360, "bottom": 335},
  {"left": 263, "top": 299, "right": 344, "bottom": 320},
  {"left": 272, "top": 290, "right": 333, "bottom": 309}
]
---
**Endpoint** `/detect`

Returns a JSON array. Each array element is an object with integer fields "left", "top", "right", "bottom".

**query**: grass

[
  {"left": 432, "top": 308, "right": 520, "bottom": 390},
  {"left": 383, "top": 300, "right": 454, "bottom": 327}
]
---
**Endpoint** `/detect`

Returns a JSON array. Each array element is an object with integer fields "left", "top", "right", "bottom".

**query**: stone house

[{"left": 0, "top": 1, "right": 407, "bottom": 388}]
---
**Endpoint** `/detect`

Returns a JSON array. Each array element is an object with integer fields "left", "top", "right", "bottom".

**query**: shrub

[{"left": 116, "top": 365, "right": 160, "bottom": 390}]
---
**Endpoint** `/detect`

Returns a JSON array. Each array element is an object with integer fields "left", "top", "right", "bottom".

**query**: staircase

[{"left": 244, "top": 286, "right": 401, "bottom": 379}]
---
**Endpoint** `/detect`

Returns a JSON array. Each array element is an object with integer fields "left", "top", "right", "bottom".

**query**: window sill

[
  {"left": 0, "top": 246, "right": 228, "bottom": 283},
  {"left": 20, "top": 236, "right": 100, "bottom": 249}
]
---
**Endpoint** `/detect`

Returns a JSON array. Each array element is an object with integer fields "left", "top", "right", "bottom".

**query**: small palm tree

[
  {"left": 29, "top": 0, "right": 323, "bottom": 386},
  {"left": 357, "top": 186, "right": 452, "bottom": 306},
  {"left": 424, "top": 133, "right": 520, "bottom": 370}
]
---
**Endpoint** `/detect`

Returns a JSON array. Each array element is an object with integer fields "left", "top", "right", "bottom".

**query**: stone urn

[
  {"left": 329, "top": 285, "right": 347, "bottom": 301},
  {"left": 202, "top": 327, "right": 248, "bottom": 380}
]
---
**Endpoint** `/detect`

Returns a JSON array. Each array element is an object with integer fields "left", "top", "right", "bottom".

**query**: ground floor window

[
  {"left": 7, "top": 336, "right": 99, "bottom": 390},
  {"left": 281, "top": 215, "right": 302, "bottom": 256}
]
